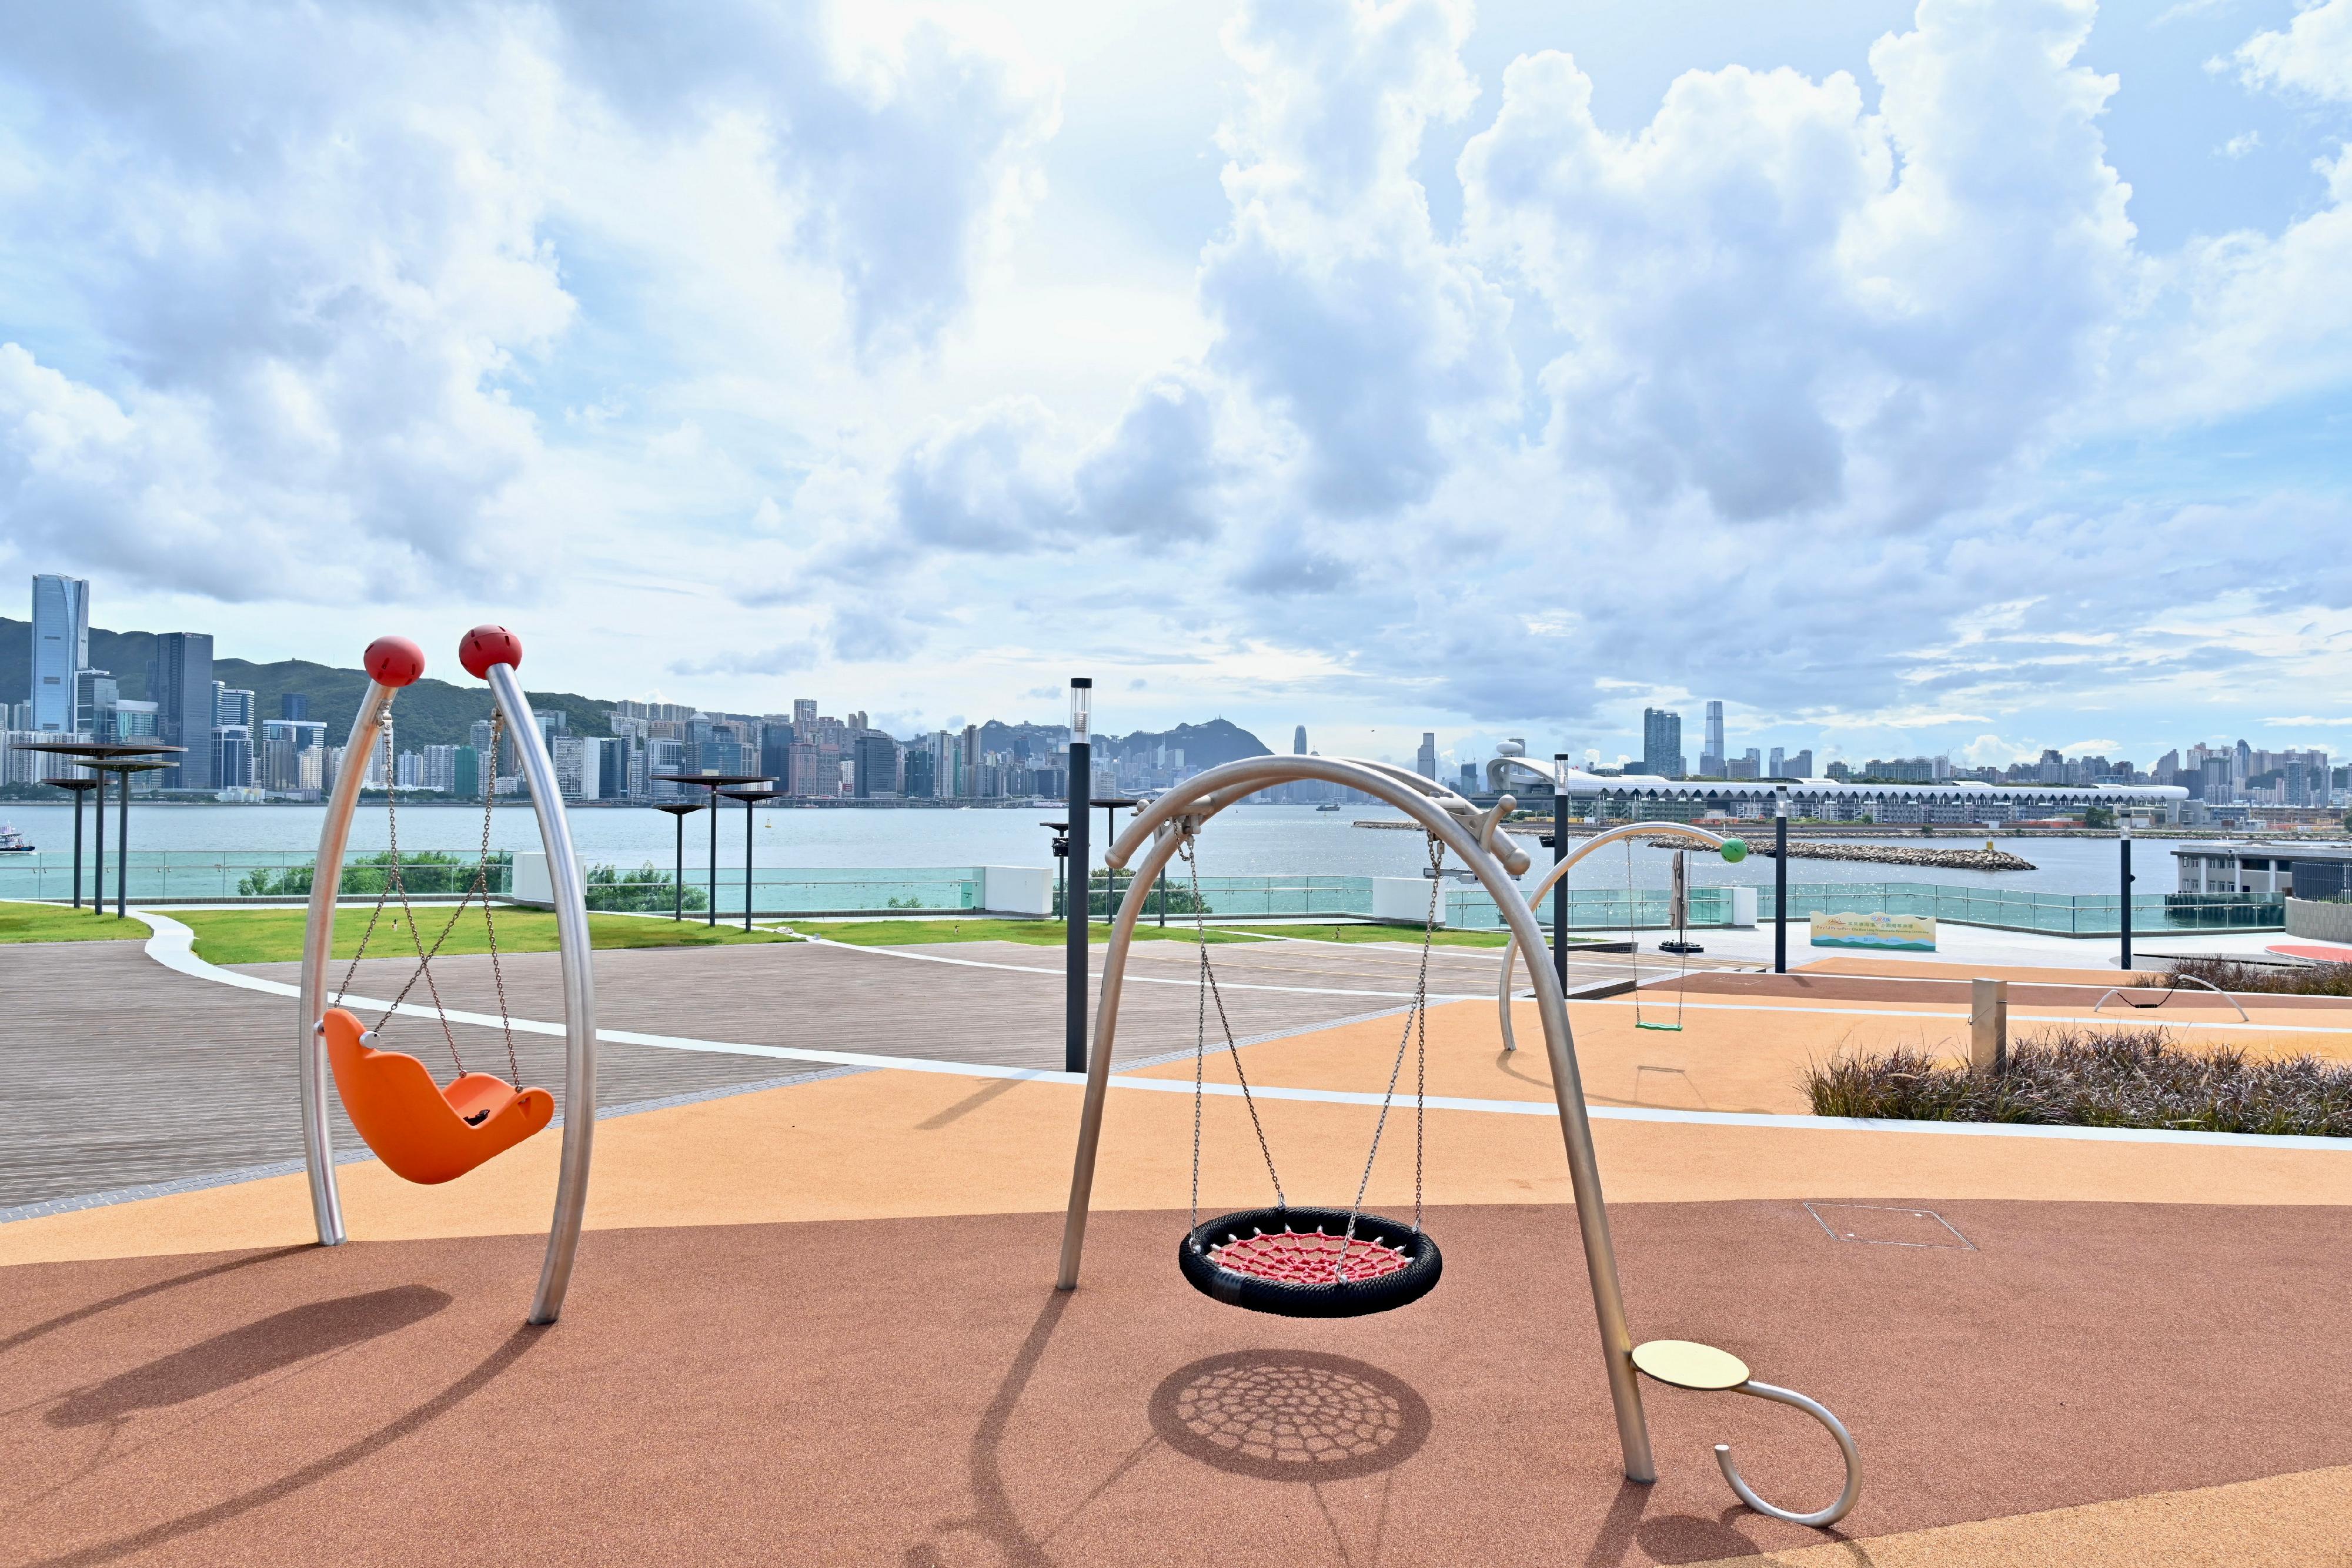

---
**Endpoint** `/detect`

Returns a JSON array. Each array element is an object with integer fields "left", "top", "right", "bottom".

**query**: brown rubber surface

[{"left": 7, "top": 1199, "right": 2349, "bottom": 1566}]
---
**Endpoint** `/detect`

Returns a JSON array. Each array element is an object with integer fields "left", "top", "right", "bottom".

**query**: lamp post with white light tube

[
  {"left": 1775, "top": 787, "right": 1790, "bottom": 974},
  {"left": 1065, "top": 679, "right": 1093, "bottom": 1075},
  {"left": 1552, "top": 754, "right": 1571, "bottom": 987}
]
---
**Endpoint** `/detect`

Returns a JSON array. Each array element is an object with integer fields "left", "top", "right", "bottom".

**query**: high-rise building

[
  {"left": 280, "top": 693, "right": 309, "bottom": 720},
  {"left": 760, "top": 724, "right": 796, "bottom": 789},
  {"left": 213, "top": 725, "right": 254, "bottom": 791},
  {"left": 853, "top": 733, "right": 899, "bottom": 798},
  {"left": 74, "top": 668, "right": 118, "bottom": 737},
  {"left": 593, "top": 737, "right": 630, "bottom": 800},
  {"left": 112, "top": 700, "right": 158, "bottom": 740},
  {"left": 1768, "top": 745, "right": 1785, "bottom": 778},
  {"left": 215, "top": 685, "right": 256, "bottom": 729},
  {"left": 551, "top": 735, "right": 594, "bottom": 801},
  {"left": 787, "top": 741, "right": 823, "bottom": 797},
  {"left": 794, "top": 698, "right": 817, "bottom": 728},
  {"left": 1787, "top": 748, "right": 1814, "bottom": 778},
  {"left": 30, "top": 574, "right": 91, "bottom": 732},
  {"left": 1701, "top": 700, "right": 1725, "bottom": 777},
  {"left": 1641, "top": 708, "right": 1685, "bottom": 778},
  {"left": 455, "top": 745, "right": 481, "bottom": 800},
  {"left": 1415, "top": 733, "right": 1437, "bottom": 780},
  {"left": 151, "top": 633, "right": 215, "bottom": 789},
  {"left": 420, "top": 744, "right": 460, "bottom": 794},
  {"left": 1294, "top": 726, "right": 1308, "bottom": 755}
]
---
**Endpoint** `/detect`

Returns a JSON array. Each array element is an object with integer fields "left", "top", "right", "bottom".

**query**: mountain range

[{"left": 0, "top": 618, "right": 1272, "bottom": 762}]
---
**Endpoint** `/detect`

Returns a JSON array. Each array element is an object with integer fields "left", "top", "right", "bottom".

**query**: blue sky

[{"left": 2, "top": 0, "right": 2348, "bottom": 775}]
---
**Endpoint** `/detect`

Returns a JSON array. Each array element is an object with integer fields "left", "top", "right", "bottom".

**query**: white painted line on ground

[
  {"left": 1558, "top": 996, "right": 2352, "bottom": 1036},
  {"left": 804, "top": 934, "right": 1494, "bottom": 1001},
  {"left": 133, "top": 909, "right": 2352, "bottom": 1154}
]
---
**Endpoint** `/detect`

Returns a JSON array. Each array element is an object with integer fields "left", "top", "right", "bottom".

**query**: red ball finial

[
  {"left": 363, "top": 636, "right": 426, "bottom": 688},
  {"left": 459, "top": 624, "right": 524, "bottom": 678}
]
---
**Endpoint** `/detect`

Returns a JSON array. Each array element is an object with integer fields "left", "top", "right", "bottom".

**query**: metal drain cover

[{"left": 1805, "top": 1202, "right": 1975, "bottom": 1251}]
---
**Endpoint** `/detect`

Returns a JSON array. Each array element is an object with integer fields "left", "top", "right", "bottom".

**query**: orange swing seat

[{"left": 322, "top": 1007, "right": 554, "bottom": 1185}]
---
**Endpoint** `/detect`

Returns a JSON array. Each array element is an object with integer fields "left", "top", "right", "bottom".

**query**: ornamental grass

[{"left": 1804, "top": 1026, "right": 2352, "bottom": 1138}]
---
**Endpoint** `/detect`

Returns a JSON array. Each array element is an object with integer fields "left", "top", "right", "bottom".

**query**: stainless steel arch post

[
  {"left": 1495, "top": 821, "right": 1733, "bottom": 1054},
  {"left": 295, "top": 651, "right": 599, "bottom": 1325},
  {"left": 1054, "top": 754, "right": 1658, "bottom": 1484},
  {"left": 297, "top": 677, "right": 398, "bottom": 1246},
  {"left": 489, "top": 661, "right": 600, "bottom": 1325}
]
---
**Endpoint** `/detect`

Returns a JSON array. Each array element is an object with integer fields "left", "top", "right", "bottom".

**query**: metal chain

[
  {"left": 333, "top": 698, "right": 397, "bottom": 1007},
  {"left": 476, "top": 710, "right": 520, "bottom": 1084},
  {"left": 1336, "top": 831, "right": 1443, "bottom": 1273},
  {"left": 368, "top": 711, "right": 468, "bottom": 1075},
  {"left": 379, "top": 709, "right": 521, "bottom": 1084},
  {"left": 1184, "top": 834, "right": 1283, "bottom": 1228}
]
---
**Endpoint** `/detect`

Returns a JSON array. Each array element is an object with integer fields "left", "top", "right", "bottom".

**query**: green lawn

[
  {"left": 0, "top": 901, "right": 153, "bottom": 944},
  {"left": 1224, "top": 922, "right": 1514, "bottom": 949},
  {"left": 179, "top": 907, "right": 794, "bottom": 965},
  {"left": 781, "top": 917, "right": 1261, "bottom": 948}
]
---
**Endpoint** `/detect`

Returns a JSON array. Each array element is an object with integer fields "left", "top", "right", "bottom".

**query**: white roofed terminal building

[{"left": 1479, "top": 755, "right": 2189, "bottom": 827}]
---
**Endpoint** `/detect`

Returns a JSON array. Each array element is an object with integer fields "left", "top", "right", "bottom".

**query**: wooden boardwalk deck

[{"left": 0, "top": 932, "right": 1730, "bottom": 1212}]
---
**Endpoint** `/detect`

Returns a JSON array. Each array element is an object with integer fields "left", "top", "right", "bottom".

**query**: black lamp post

[
  {"left": 1552, "top": 754, "right": 1571, "bottom": 987},
  {"left": 720, "top": 787, "right": 783, "bottom": 932},
  {"left": 2120, "top": 818, "right": 2134, "bottom": 972},
  {"left": 652, "top": 800, "right": 704, "bottom": 921},
  {"left": 1065, "top": 678, "right": 1091, "bottom": 1075},
  {"left": 1774, "top": 786, "right": 1790, "bottom": 975}
]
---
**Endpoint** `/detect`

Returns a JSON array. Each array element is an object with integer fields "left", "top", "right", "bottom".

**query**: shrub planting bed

[
  {"left": 2155, "top": 956, "right": 2352, "bottom": 997},
  {"left": 1805, "top": 1025, "right": 2352, "bottom": 1137}
]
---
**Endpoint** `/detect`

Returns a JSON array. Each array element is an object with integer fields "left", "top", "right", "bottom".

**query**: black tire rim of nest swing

[{"left": 1179, "top": 1205, "right": 1443, "bottom": 1319}]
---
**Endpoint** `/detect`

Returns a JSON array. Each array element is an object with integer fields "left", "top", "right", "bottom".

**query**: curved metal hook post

[
  {"left": 1713, "top": 1379, "right": 1862, "bottom": 1528},
  {"left": 1496, "top": 822, "right": 1731, "bottom": 1053},
  {"left": 2091, "top": 972, "right": 2249, "bottom": 1023}
]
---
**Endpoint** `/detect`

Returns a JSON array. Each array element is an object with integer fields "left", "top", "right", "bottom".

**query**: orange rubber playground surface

[{"left": 6, "top": 955, "right": 2352, "bottom": 1566}]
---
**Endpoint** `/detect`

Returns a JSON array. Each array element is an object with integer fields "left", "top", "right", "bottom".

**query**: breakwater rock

[{"left": 1641, "top": 837, "right": 2036, "bottom": 872}]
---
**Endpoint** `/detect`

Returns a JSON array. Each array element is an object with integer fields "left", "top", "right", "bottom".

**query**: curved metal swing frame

[
  {"left": 1496, "top": 821, "right": 1735, "bottom": 1054},
  {"left": 298, "top": 656, "right": 598, "bottom": 1326},
  {"left": 1057, "top": 757, "right": 1859, "bottom": 1524},
  {"left": 1060, "top": 754, "right": 1664, "bottom": 1480}
]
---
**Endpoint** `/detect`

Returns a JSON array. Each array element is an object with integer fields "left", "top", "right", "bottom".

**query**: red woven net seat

[
  {"left": 1208, "top": 1227, "right": 1415, "bottom": 1285},
  {"left": 1181, "top": 1206, "right": 1441, "bottom": 1318}
]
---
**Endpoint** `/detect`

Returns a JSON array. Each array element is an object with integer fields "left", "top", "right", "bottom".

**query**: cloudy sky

[{"left": 3, "top": 0, "right": 2348, "bottom": 773}]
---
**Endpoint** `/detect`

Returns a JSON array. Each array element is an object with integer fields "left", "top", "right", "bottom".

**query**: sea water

[{"left": 0, "top": 798, "right": 2180, "bottom": 896}]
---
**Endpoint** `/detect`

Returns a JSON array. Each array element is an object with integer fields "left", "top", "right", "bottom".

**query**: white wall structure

[
  {"left": 511, "top": 850, "right": 552, "bottom": 906},
  {"left": 979, "top": 865, "right": 1054, "bottom": 916},
  {"left": 1372, "top": 875, "right": 1446, "bottom": 925}
]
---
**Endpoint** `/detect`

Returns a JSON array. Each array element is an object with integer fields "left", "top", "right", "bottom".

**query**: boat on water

[
  {"left": 1315, "top": 802, "right": 1341, "bottom": 811},
  {"left": 0, "top": 824, "right": 32, "bottom": 853}
]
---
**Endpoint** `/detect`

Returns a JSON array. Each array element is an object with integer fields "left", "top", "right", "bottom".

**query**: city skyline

[
  {"left": 14, "top": 571, "right": 2340, "bottom": 816},
  {"left": 1, "top": 2, "right": 2347, "bottom": 772}
]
